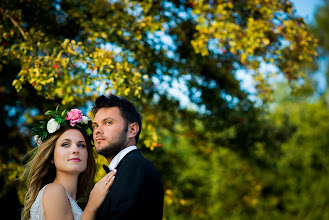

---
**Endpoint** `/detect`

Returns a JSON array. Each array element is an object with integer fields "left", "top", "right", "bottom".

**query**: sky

[{"left": 291, "top": 0, "right": 323, "bottom": 23}]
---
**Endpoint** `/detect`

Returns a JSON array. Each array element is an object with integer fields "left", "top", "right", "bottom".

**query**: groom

[{"left": 91, "top": 94, "right": 164, "bottom": 219}]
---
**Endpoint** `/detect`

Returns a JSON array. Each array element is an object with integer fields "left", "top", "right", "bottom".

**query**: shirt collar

[{"left": 109, "top": 145, "right": 137, "bottom": 170}]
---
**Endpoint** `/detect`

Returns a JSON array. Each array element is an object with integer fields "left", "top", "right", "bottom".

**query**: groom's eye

[{"left": 106, "top": 121, "right": 112, "bottom": 125}]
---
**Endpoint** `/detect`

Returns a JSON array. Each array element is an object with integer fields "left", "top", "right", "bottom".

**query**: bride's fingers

[
  {"left": 105, "top": 175, "right": 115, "bottom": 188},
  {"left": 99, "top": 169, "right": 116, "bottom": 182},
  {"left": 104, "top": 169, "right": 116, "bottom": 187},
  {"left": 105, "top": 169, "right": 116, "bottom": 181}
]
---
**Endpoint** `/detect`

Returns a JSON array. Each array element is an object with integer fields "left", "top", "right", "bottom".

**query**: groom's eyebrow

[
  {"left": 102, "top": 117, "right": 115, "bottom": 122},
  {"left": 92, "top": 117, "right": 115, "bottom": 125}
]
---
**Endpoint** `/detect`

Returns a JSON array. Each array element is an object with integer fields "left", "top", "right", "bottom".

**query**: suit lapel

[{"left": 115, "top": 149, "right": 139, "bottom": 170}]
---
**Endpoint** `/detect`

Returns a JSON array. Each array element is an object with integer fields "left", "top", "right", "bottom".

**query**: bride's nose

[{"left": 72, "top": 145, "right": 79, "bottom": 154}]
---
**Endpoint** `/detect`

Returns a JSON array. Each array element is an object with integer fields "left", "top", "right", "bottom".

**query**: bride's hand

[{"left": 86, "top": 169, "right": 117, "bottom": 211}]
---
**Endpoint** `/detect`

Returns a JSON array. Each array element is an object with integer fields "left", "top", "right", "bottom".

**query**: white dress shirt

[{"left": 108, "top": 145, "right": 137, "bottom": 171}]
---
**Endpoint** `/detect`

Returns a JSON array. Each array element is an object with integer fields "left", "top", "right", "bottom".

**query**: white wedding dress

[{"left": 30, "top": 184, "right": 83, "bottom": 220}]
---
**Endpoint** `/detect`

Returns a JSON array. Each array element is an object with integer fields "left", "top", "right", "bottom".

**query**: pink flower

[
  {"left": 34, "top": 135, "right": 43, "bottom": 146},
  {"left": 66, "top": 109, "right": 83, "bottom": 127}
]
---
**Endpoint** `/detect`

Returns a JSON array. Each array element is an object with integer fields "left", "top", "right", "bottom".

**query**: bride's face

[{"left": 53, "top": 129, "right": 88, "bottom": 175}]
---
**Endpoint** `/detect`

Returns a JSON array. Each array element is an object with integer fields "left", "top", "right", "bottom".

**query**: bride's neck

[{"left": 53, "top": 173, "right": 79, "bottom": 200}]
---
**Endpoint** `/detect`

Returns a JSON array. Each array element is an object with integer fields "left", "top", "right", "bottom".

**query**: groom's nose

[{"left": 93, "top": 126, "right": 103, "bottom": 135}]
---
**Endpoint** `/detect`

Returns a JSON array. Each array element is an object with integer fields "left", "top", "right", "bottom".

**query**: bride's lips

[{"left": 69, "top": 158, "right": 81, "bottom": 162}]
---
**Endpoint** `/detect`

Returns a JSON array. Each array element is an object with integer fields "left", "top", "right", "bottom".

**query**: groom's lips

[{"left": 95, "top": 137, "right": 105, "bottom": 142}]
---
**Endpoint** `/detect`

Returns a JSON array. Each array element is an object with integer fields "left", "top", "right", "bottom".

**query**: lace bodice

[{"left": 30, "top": 184, "right": 83, "bottom": 220}]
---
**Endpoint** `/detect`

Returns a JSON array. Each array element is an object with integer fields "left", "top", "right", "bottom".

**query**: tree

[
  {"left": 257, "top": 81, "right": 329, "bottom": 219},
  {"left": 311, "top": 0, "right": 329, "bottom": 94},
  {"left": 0, "top": 0, "right": 318, "bottom": 219}
]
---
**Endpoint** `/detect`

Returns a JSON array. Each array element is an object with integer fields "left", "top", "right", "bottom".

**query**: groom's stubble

[{"left": 95, "top": 123, "right": 128, "bottom": 159}]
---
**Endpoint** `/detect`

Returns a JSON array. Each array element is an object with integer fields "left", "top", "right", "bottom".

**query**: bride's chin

[{"left": 64, "top": 167, "right": 87, "bottom": 175}]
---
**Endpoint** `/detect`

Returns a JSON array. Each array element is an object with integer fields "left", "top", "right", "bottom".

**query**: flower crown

[{"left": 32, "top": 106, "right": 93, "bottom": 146}]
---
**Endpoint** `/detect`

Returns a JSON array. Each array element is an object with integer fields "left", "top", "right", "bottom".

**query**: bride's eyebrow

[{"left": 60, "top": 139, "right": 72, "bottom": 142}]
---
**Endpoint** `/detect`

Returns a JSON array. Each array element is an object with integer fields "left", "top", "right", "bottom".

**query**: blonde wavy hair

[{"left": 21, "top": 126, "right": 96, "bottom": 220}]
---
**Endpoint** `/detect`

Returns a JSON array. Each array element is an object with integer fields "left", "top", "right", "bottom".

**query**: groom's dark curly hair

[{"left": 92, "top": 94, "right": 143, "bottom": 144}]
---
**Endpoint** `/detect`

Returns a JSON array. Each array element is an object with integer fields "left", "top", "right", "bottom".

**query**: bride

[{"left": 21, "top": 107, "right": 116, "bottom": 220}]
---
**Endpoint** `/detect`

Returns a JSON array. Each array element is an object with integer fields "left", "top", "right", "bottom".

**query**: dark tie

[{"left": 102, "top": 164, "right": 110, "bottom": 174}]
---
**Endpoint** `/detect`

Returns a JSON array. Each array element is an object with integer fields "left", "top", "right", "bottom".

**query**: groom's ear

[{"left": 127, "top": 122, "right": 139, "bottom": 139}]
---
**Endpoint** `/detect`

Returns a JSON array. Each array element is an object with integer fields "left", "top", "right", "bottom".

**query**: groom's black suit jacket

[{"left": 96, "top": 149, "right": 164, "bottom": 220}]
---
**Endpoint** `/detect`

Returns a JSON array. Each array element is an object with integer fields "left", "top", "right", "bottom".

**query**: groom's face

[{"left": 92, "top": 107, "right": 128, "bottom": 158}]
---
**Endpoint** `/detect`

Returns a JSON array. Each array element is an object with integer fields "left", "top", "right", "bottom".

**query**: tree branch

[{"left": 0, "top": 7, "right": 27, "bottom": 40}]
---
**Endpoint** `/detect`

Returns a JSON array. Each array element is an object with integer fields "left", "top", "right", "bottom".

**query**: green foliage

[{"left": 264, "top": 82, "right": 329, "bottom": 219}]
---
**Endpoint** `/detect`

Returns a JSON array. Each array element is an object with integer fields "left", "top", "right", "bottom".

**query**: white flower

[
  {"left": 47, "top": 118, "right": 60, "bottom": 133},
  {"left": 81, "top": 116, "right": 90, "bottom": 124}
]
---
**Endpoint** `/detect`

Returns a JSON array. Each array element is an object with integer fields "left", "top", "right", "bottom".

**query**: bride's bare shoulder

[
  {"left": 43, "top": 183, "right": 67, "bottom": 200},
  {"left": 42, "top": 183, "right": 73, "bottom": 219}
]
